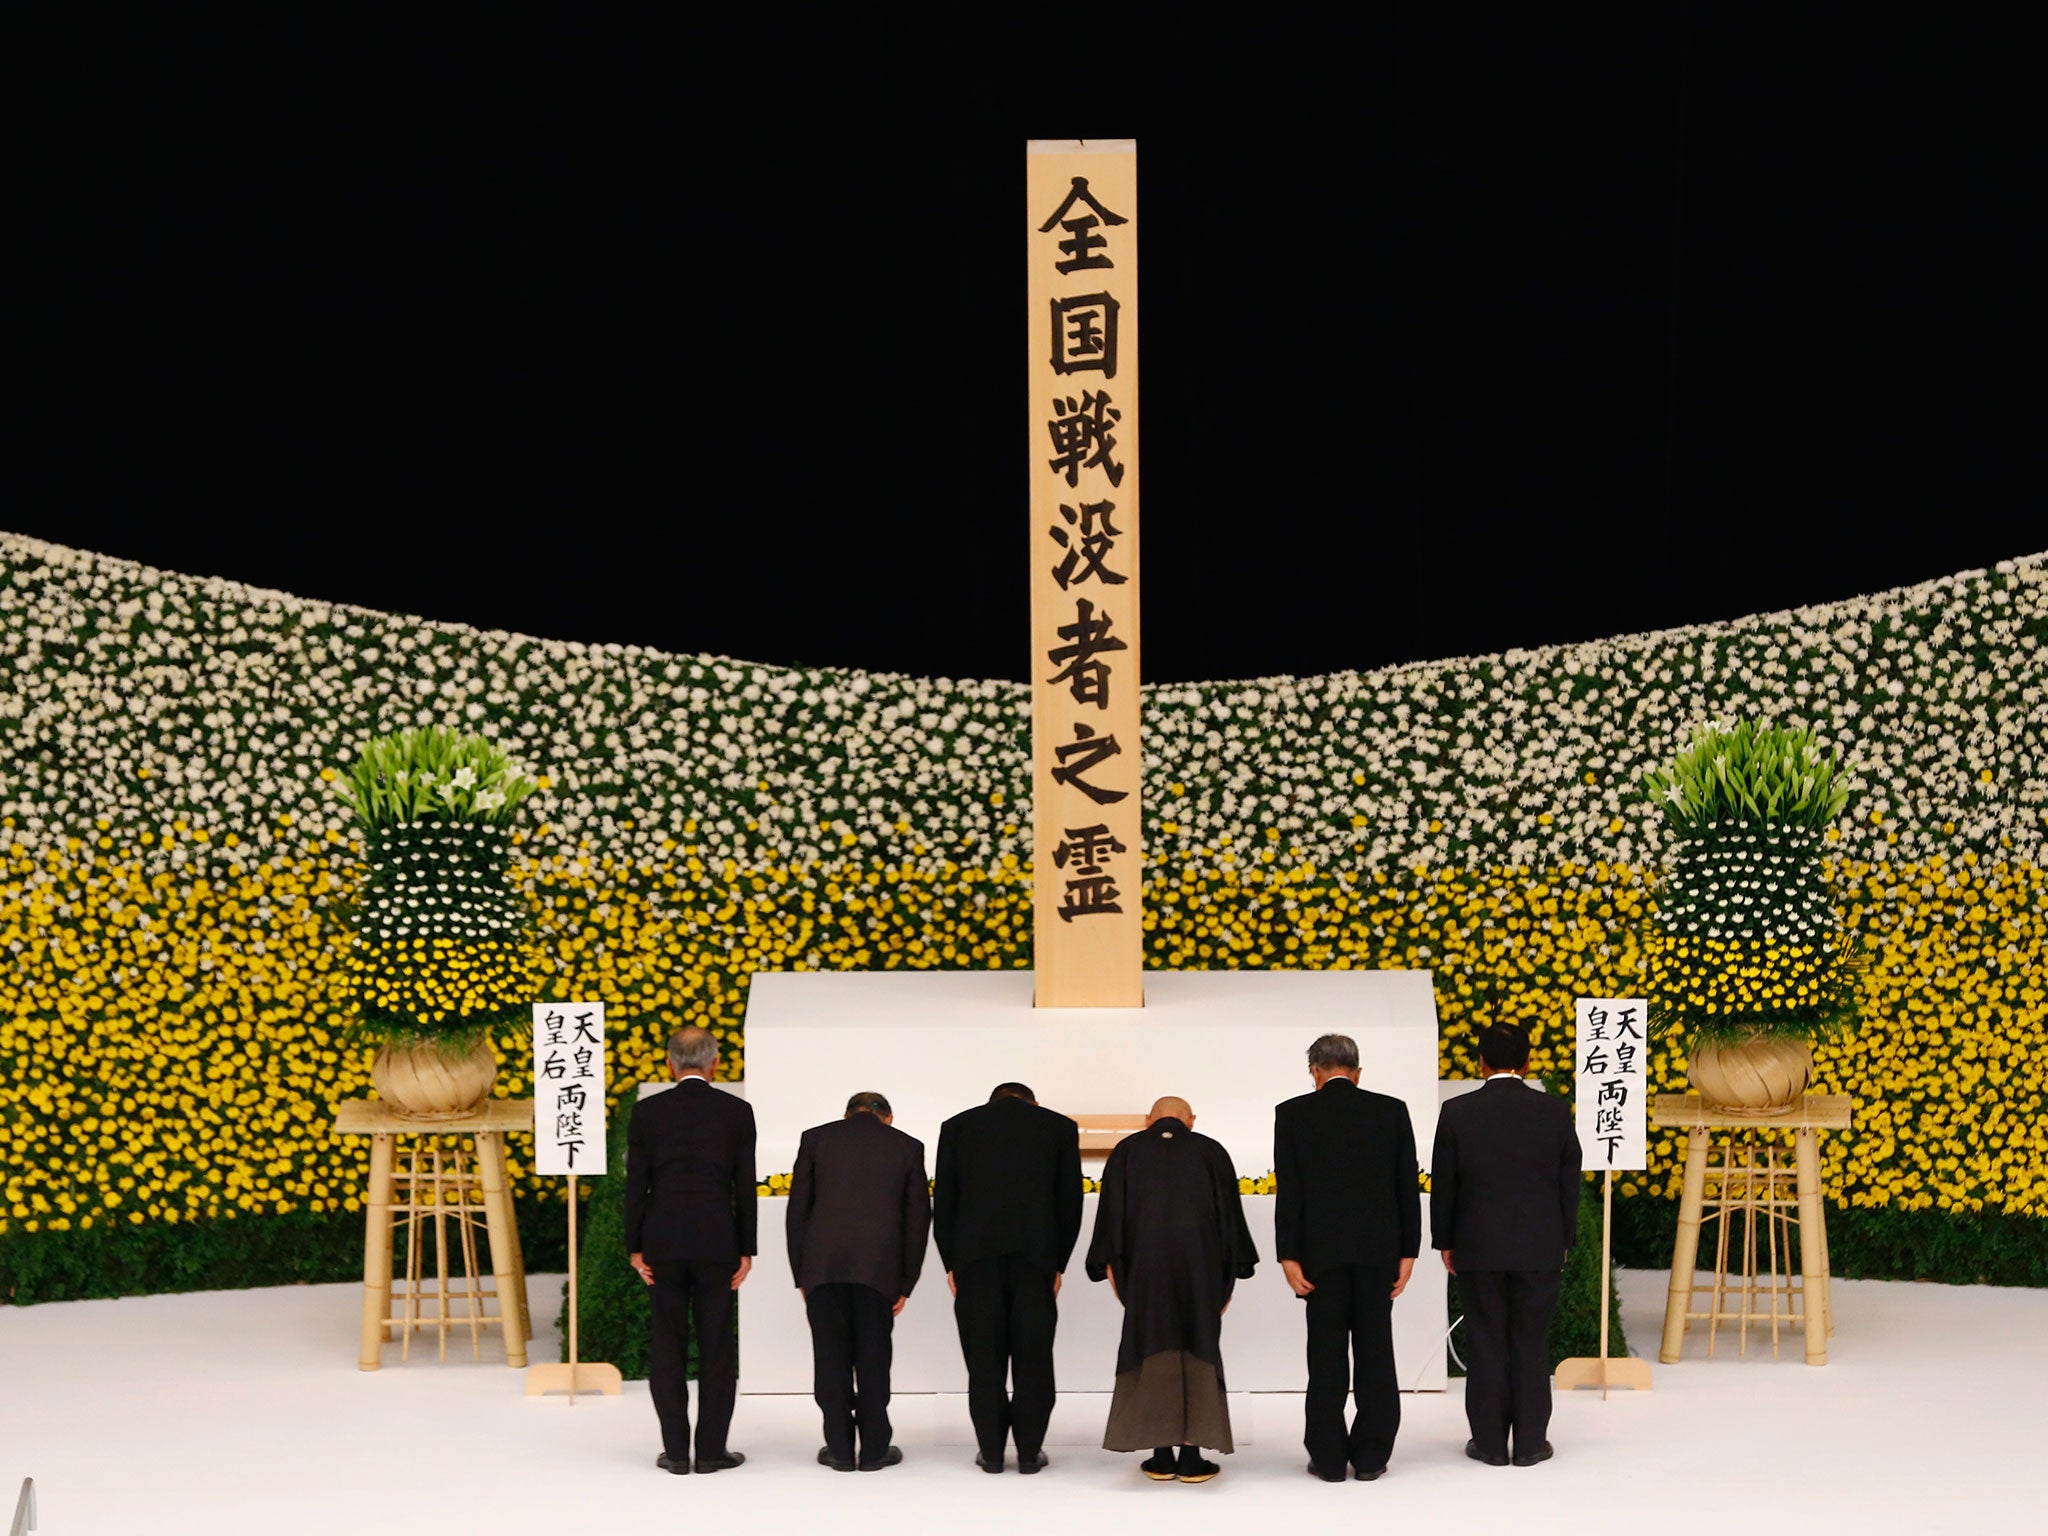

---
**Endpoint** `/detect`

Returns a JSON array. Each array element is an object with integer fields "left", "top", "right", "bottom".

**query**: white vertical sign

[
  {"left": 534, "top": 1001, "right": 606, "bottom": 1175},
  {"left": 1574, "top": 996, "right": 1647, "bottom": 1171}
]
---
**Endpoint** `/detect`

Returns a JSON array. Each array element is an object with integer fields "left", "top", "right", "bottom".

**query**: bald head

[{"left": 1148, "top": 1096, "right": 1194, "bottom": 1128}]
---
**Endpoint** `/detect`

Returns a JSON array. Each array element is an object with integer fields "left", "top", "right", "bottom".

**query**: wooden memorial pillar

[{"left": 1027, "top": 138, "right": 1144, "bottom": 1008}]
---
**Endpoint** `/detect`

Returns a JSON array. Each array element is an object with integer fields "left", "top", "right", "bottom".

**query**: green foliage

[
  {"left": 1640, "top": 719, "right": 1851, "bottom": 834},
  {"left": 337, "top": 725, "right": 537, "bottom": 831},
  {"left": 0, "top": 1196, "right": 569, "bottom": 1307},
  {"left": 1612, "top": 1191, "right": 2048, "bottom": 1288},
  {"left": 1551, "top": 1187, "right": 1630, "bottom": 1365}
]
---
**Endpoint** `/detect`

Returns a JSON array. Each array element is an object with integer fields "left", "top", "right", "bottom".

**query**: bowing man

[
  {"left": 1430, "top": 1024, "right": 1582, "bottom": 1469},
  {"left": 1274, "top": 1032, "right": 1421, "bottom": 1482},
  {"left": 786, "top": 1090, "right": 932, "bottom": 1473},
  {"left": 1086, "top": 1096, "right": 1258, "bottom": 1485},
  {"left": 933, "top": 1082, "right": 1084, "bottom": 1474}
]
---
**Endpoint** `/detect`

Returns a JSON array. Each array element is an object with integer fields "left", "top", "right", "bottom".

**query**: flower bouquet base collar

[
  {"left": 1685, "top": 1030, "right": 1814, "bottom": 1117},
  {"left": 370, "top": 1037, "right": 500, "bottom": 1122}
]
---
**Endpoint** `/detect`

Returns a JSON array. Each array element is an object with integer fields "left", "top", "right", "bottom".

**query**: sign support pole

[
  {"left": 568, "top": 1171, "right": 580, "bottom": 1404},
  {"left": 526, "top": 1173, "right": 621, "bottom": 1399},
  {"left": 1555, "top": 997, "right": 1654, "bottom": 1394},
  {"left": 1598, "top": 1169, "right": 1613, "bottom": 1398},
  {"left": 526, "top": 1001, "right": 622, "bottom": 1401},
  {"left": 1555, "top": 1168, "right": 1651, "bottom": 1392}
]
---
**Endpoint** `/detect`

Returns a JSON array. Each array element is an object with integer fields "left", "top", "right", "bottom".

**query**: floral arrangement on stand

[
  {"left": 0, "top": 533, "right": 2041, "bottom": 1307},
  {"left": 1639, "top": 720, "right": 1863, "bottom": 1112},
  {"left": 336, "top": 726, "right": 542, "bottom": 1120}
]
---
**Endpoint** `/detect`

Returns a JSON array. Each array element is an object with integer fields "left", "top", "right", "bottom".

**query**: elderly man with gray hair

[
  {"left": 625, "top": 1025, "right": 758, "bottom": 1476},
  {"left": 1273, "top": 1032, "right": 1421, "bottom": 1482}
]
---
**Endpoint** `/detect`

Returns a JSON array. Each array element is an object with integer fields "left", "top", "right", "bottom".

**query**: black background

[{"left": 10, "top": 11, "right": 2039, "bottom": 681}]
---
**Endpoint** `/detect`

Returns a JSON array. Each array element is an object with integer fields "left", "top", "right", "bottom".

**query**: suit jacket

[
  {"left": 786, "top": 1113, "right": 932, "bottom": 1300},
  {"left": 932, "top": 1095, "right": 1084, "bottom": 1276},
  {"left": 1429, "top": 1076, "right": 1582, "bottom": 1272},
  {"left": 623, "top": 1076, "right": 758, "bottom": 1264},
  {"left": 1273, "top": 1076, "right": 1422, "bottom": 1279}
]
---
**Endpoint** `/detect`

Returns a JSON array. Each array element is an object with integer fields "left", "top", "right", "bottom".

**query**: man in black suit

[
  {"left": 933, "top": 1082, "right": 1084, "bottom": 1474},
  {"left": 625, "top": 1025, "right": 757, "bottom": 1476},
  {"left": 1274, "top": 1033, "right": 1421, "bottom": 1483},
  {"left": 787, "top": 1090, "right": 932, "bottom": 1473},
  {"left": 1430, "top": 1023, "right": 1582, "bottom": 1469}
]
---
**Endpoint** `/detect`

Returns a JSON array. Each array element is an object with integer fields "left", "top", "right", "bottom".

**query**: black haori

[{"left": 1085, "top": 1118, "right": 1260, "bottom": 1453}]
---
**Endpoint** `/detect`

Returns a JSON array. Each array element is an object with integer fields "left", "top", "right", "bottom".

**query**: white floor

[{"left": 1, "top": 1267, "right": 2039, "bottom": 1535}]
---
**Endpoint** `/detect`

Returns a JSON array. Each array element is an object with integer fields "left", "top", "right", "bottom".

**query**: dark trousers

[
  {"left": 1302, "top": 1263, "right": 1401, "bottom": 1473},
  {"left": 1457, "top": 1268, "right": 1562, "bottom": 1458},
  {"left": 646, "top": 1259, "right": 738, "bottom": 1461},
  {"left": 952, "top": 1254, "right": 1059, "bottom": 1461},
  {"left": 806, "top": 1282, "right": 896, "bottom": 1464}
]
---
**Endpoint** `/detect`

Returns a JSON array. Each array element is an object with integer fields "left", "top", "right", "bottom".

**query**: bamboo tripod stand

[
  {"left": 391, "top": 1141, "right": 500, "bottom": 1362},
  {"left": 524, "top": 1171, "right": 623, "bottom": 1401},
  {"left": 335, "top": 1098, "right": 532, "bottom": 1369},
  {"left": 1654, "top": 1094, "right": 1850, "bottom": 1365},
  {"left": 1553, "top": 1170, "right": 1654, "bottom": 1395}
]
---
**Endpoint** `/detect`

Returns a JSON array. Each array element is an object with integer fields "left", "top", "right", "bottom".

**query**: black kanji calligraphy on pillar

[
  {"left": 1058, "top": 872, "right": 1124, "bottom": 922},
  {"left": 1054, "top": 823, "right": 1127, "bottom": 874},
  {"left": 1037, "top": 175, "right": 1128, "bottom": 274},
  {"left": 1050, "top": 722, "right": 1128, "bottom": 805},
  {"left": 1050, "top": 293, "right": 1119, "bottom": 378},
  {"left": 1054, "top": 823, "right": 1128, "bottom": 922},
  {"left": 1045, "top": 598, "right": 1129, "bottom": 708},
  {"left": 1050, "top": 498, "right": 1128, "bottom": 589},
  {"left": 1046, "top": 391, "right": 1126, "bottom": 488}
]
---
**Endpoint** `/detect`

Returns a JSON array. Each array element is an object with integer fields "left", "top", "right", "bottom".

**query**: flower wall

[{"left": 1, "top": 534, "right": 2043, "bottom": 1300}]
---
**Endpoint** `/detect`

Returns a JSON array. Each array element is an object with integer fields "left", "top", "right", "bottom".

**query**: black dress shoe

[
  {"left": 858, "top": 1445, "right": 904, "bottom": 1472},
  {"left": 1465, "top": 1440, "right": 1510, "bottom": 1467},
  {"left": 817, "top": 1446, "right": 857, "bottom": 1472},
  {"left": 1512, "top": 1440, "right": 1554, "bottom": 1467},
  {"left": 1307, "top": 1462, "right": 1347, "bottom": 1483},
  {"left": 1017, "top": 1450, "right": 1048, "bottom": 1474},
  {"left": 1352, "top": 1463, "right": 1388, "bottom": 1481},
  {"left": 655, "top": 1453, "right": 690, "bottom": 1475},
  {"left": 975, "top": 1451, "right": 1004, "bottom": 1473},
  {"left": 694, "top": 1451, "right": 746, "bottom": 1474}
]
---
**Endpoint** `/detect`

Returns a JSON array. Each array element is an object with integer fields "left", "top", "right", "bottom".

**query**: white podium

[{"left": 730, "top": 968, "right": 1448, "bottom": 1409}]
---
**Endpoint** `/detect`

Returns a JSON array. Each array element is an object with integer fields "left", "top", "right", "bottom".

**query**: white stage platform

[
  {"left": 1, "top": 1268, "right": 2039, "bottom": 1534},
  {"left": 738, "top": 968, "right": 1448, "bottom": 1392}
]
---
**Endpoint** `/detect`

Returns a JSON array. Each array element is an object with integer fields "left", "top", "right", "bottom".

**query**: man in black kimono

[{"left": 1086, "top": 1096, "right": 1258, "bottom": 1484}]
